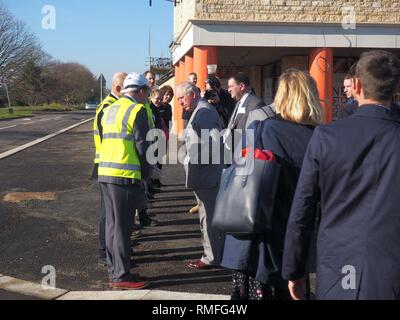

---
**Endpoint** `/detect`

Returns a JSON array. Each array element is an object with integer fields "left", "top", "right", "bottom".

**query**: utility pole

[
  {"left": 1, "top": 82, "right": 11, "bottom": 108},
  {"left": 148, "top": 27, "right": 152, "bottom": 69},
  {"left": 100, "top": 76, "right": 103, "bottom": 102}
]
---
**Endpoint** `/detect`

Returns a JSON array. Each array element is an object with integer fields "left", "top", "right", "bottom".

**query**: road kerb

[
  {"left": 0, "top": 275, "right": 230, "bottom": 300},
  {"left": 141, "top": 290, "right": 230, "bottom": 300},
  {"left": 56, "top": 290, "right": 151, "bottom": 300},
  {"left": 0, "top": 276, "right": 68, "bottom": 300}
]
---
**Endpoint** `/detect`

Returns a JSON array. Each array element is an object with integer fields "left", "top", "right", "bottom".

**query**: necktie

[{"left": 227, "top": 100, "right": 241, "bottom": 130}]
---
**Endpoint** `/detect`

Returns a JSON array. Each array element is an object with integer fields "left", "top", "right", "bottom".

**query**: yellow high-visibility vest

[
  {"left": 93, "top": 95, "right": 118, "bottom": 164},
  {"left": 144, "top": 100, "right": 155, "bottom": 142},
  {"left": 98, "top": 96, "right": 144, "bottom": 181}
]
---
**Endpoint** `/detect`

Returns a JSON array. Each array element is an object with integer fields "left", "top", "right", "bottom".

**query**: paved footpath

[{"left": 0, "top": 120, "right": 231, "bottom": 300}]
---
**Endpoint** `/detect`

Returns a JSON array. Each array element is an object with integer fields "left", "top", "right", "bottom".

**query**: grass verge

[{"left": 0, "top": 104, "right": 83, "bottom": 120}]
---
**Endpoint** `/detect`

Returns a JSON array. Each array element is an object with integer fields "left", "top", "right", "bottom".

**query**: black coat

[
  {"left": 282, "top": 104, "right": 400, "bottom": 300},
  {"left": 159, "top": 103, "right": 172, "bottom": 128},
  {"left": 233, "top": 93, "right": 265, "bottom": 131},
  {"left": 221, "top": 115, "right": 315, "bottom": 288},
  {"left": 337, "top": 99, "right": 359, "bottom": 119},
  {"left": 150, "top": 103, "right": 163, "bottom": 130}
]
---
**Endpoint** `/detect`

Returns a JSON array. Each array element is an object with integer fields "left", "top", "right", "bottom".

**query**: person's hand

[{"left": 288, "top": 278, "right": 306, "bottom": 300}]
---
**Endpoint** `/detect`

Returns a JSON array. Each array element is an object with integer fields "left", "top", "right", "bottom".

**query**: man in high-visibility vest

[
  {"left": 92, "top": 72, "right": 127, "bottom": 267},
  {"left": 98, "top": 72, "right": 152, "bottom": 290}
]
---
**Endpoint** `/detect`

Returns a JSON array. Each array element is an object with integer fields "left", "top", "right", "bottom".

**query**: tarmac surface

[
  {"left": 0, "top": 111, "right": 94, "bottom": 154},
  {"left": 0, "top": 120, "right": 232, "bottom": 298}
]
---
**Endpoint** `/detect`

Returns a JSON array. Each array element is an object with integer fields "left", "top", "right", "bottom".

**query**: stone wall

[
  {"left": 174, "top": 0, "right": 196, "bottom": 39},
  {"left": 193, "top": 0, "right": 400, "bottom": 24}
]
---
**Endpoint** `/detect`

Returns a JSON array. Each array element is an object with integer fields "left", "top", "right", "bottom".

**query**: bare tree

[
  {"left": 0, "top": 3, "right": 99, "bottom": 107},
  {"left": 0, "top": 4, "right": 41, "bottom": 82}
]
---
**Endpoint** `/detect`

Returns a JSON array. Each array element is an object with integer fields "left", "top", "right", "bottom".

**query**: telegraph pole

[
  {"left": 2, "top": 82, "right": 11, "bottom": 108},
  {"left": 148, "top": 27, "right": 152, "bottom": 69},
  {"left": 100, "top": 76, "right": 103, "bottom": 102}
]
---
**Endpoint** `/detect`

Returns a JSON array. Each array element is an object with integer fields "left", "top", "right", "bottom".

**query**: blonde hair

[
  {"left": 150, "top": 88, "right": 162, "bottom": 99},
  {"left": 274, "top": 69, "right": 324, "bottom": 126}
]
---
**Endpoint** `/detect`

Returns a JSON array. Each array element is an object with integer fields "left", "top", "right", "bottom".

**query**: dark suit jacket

[
  {"left": 233, "top": 92, "right": 265, "bottom": 131},
  {"left": 226, "top": 92, "right": 265, "bottom": 154},
  {"left": 282, "top": 104, "right": 400, "bottom": 300},
  {"left": 337, "top": 99, "right": 359, "bottom": 119}
]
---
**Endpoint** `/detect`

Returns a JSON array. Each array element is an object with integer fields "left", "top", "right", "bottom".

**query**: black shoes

[
  {"left": 137, "top": 209, "right": 159, "bottom": 227},
  {"left": 140, "top": 216, "right": 159, "bottom": 227},
  {"left": 152, "top": 179, "right": 165, "bottom": 188}
]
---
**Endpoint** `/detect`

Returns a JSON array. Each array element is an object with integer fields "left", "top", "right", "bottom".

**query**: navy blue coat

[
  {"left": 282, "top": 104, "right": 400, "bottom": 300},
  {"left": 221, "top": 115, "right": 315, "bottom": 288}
]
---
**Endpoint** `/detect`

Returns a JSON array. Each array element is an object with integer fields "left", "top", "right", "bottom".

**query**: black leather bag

[{"left": 212, "top": 120, "right": 281, "bottom": 235}]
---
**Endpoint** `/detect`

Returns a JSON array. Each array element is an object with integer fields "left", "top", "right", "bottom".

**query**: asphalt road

[
  {"left": 0, "top": 111, "right": 94, "bottom": 154},
  {"left": 0, "top": 121, "right": 232, "bottom": 298}
]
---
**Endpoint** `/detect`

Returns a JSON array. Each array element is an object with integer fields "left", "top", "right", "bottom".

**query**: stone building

[{"left": 169, "top": 0, "right": 400, "bottom": 133}]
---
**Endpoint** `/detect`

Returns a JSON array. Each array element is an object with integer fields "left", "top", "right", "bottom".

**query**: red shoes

[
  {"left": 187, "top": 260, "right": 213, "bottom": 270},
  {"left": 109, "top": 280, "right": 149, "bottom": 290}
]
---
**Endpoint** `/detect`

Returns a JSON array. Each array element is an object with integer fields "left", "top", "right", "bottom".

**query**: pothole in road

[{"left": 3, "top": 192, "right": 57, "bottom": 203}]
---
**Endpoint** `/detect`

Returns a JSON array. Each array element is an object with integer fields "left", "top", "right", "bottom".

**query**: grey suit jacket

[
  {"left": 184, "top": 99, "right": 224, "bottom": 190},
  {"left": 245, "top": 103, "right": 276, "bottom": 129}
]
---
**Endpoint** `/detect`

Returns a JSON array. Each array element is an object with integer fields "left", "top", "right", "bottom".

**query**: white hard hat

[{"left": 122, "top": 72, "right": 149, "bottom": 93}]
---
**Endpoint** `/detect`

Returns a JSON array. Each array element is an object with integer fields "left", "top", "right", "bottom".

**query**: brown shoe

[
  {"left": 189, "top": 205, "right": 199, "bottom": 214},
  {"left": 109, "top": 280, "right": 149, "bottom": 290},
  {"left": 187, "top": 260, "right": 213, "bottom": 270}
]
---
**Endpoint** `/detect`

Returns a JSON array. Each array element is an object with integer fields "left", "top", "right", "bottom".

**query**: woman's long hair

[{"left": 274, "top": 69, "right": 325, "bottom": 126}]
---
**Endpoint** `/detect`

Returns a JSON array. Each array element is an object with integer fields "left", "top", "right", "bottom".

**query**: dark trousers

[
  {"left": 100, "top": 182, "right": 142, "bottom": 282},
  {"left": 99, "top": 184, "right": 106, "bottom": 260}
]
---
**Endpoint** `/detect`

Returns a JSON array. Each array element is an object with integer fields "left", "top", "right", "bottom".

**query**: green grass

[
  {"left": 0, "top": 104, "right": 84, "bottom": 120},
  {"left": 0, "top": 109, "right": 33, "bottom": 120}
]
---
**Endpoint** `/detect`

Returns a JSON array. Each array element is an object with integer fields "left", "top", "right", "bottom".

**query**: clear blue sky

[{"left": 2, "top": 0, "right": 173, "bottom": 86}]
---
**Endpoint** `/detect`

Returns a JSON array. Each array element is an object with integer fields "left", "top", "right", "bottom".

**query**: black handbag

[{"left": 212, "top": 120, "right": 281, "bottom": 235}]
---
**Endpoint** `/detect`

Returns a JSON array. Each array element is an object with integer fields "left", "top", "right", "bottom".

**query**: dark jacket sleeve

[
  {"left": 282, "top": 127, "right": 322, "bottom": 280},
  {"left": 166, "top": 104, "right": 173, "bottom": 127},
  {"left": 133, "top": 107, "right": 151, "bottom": 180}
]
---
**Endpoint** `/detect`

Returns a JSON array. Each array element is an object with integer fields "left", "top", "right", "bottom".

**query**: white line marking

[
  {"left": 0, "top": 117, "right": 94, "bottom": 160},
  {"left": 0, "top": 125, "right": 17, "bottom": 130}
]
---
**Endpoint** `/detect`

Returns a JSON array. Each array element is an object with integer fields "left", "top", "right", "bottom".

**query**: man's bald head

[{"left": 112, "top": 72, "right": 127, "bottom": 97}]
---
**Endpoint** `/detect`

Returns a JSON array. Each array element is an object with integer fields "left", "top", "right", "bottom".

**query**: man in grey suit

[
  {"left": 176, "top": 81, "right": 225, "bottom": 270},
  {"left": 224, "top": 73, "right": 266, "bottom": 160}
]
